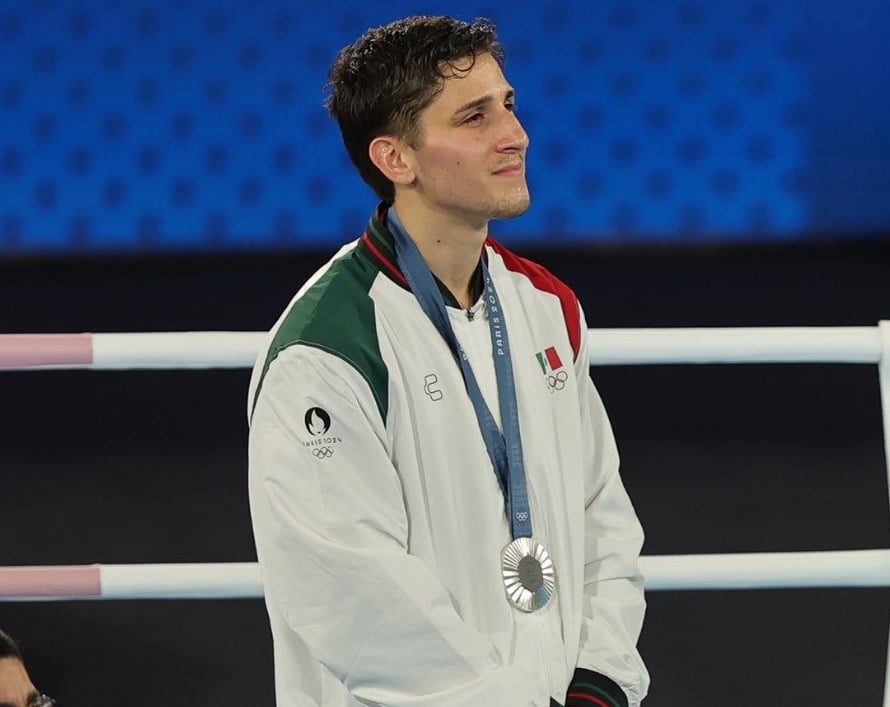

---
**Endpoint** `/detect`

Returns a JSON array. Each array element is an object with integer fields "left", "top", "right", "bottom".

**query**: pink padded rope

[
  {"left": 0, "top": 564, "right": 101, "bottom": 597},
  {"left": 0, "top": 333, "right": 93, "bottom": 369}
]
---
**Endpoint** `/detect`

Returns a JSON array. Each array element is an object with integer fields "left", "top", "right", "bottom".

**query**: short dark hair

[
  {"left": 0, "top": 627, "right": 23, "bottom": 661},
  {"left": 325, "top": 15, "right": 505, "bottom": 202}
]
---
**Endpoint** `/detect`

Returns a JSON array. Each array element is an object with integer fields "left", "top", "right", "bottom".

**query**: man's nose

[{"left": 498, "top": 109, "right": 529, "bottom": 152}]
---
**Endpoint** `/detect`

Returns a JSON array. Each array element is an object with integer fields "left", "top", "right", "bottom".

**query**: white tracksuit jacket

[{"left": 248, "top": 208, "right": 649, "bottom": 707}]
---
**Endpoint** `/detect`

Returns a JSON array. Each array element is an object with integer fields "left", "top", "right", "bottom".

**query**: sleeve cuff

[{"left": 564, "top": 668, "right": 628, "bottom": 707}]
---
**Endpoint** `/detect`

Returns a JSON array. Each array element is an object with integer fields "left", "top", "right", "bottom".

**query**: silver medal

[{"left": 501, "top": 537, "right": 556, "bottom": 612}]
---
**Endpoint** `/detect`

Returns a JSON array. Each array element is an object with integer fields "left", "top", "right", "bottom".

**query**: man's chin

[{"left": 491, "top": 194, "right": 531, "bottom": 220}]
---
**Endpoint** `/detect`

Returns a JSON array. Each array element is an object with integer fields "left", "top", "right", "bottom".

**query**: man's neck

[{"left": 391, "top": 203, "right": 487, "bottom": 309}]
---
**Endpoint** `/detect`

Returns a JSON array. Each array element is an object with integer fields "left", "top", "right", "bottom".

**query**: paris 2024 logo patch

[{"left": 303, "top": 407, "right": 342, "bottom": 460}]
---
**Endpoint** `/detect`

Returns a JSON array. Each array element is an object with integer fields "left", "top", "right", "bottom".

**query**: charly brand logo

[
  {"left": 303, "top": 407, "right": 341, "bottom": 460},
  {"left": 536, "top": 346, "right": 568, "bottom": 392},
  {"left": 423, "top": 373, "right": 443, "bottom": 401}
]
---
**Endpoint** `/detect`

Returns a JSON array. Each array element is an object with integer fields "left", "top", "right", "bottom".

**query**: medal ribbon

[{"left": 388, "top": 209, "right": 532, "bottom": 540}]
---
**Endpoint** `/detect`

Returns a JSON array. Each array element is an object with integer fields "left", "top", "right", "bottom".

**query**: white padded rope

[
  {"left": 587, "top": 326, "right": 882, "bottom": 365},
  {"left": 92, "top": 331, "right": 268, "bottom": 369}
]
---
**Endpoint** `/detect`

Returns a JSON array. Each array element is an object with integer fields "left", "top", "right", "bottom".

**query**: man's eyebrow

[{"left": 452, "top": 89, "right": 515, "bottom": 117}]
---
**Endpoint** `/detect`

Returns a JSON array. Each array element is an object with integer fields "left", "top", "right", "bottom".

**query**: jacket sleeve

[
  {"left": 568, "top": 306, "right": 650, "bottom": 707},
  {"left": 249, "top": 344, "right": 544, "bottom": 707}
]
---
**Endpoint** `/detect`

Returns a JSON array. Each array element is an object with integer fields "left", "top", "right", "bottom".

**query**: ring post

[{"left": 878, "top": 321, "right": 890, "bottom": 707}]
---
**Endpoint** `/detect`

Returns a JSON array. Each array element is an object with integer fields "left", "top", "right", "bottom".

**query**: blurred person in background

[{"left": 0, "top": 628, "right": 53, "bottom": 707}]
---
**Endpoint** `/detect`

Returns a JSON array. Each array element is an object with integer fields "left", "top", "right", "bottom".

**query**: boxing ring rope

[
  {"left": 0, "top": 326, "right": 883, "bottom": 370},
  {"left": 3, "top": 323, "right": 890, "bottom": 697},
  {"left": 2, "top": 549, "right": 890, "bottom": 602}
]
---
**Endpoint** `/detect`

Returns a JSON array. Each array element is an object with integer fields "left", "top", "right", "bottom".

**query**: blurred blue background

[{"left": 1, "top": 0, "right": 888, "bottom": 254}]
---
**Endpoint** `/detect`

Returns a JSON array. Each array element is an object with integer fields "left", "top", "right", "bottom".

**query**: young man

[
  {"left": 248, "top": 15, "right": 649, "bottom": 707},
  {"left": 0, "top": 629, "right": 53, "bottom": 707}
]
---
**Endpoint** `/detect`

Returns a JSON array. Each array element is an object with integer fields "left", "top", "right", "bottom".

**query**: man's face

[
  {"left": 405, "top": 52, "right": 530, "bottom": 227},
  {"left": 0, "top": 657, "right": 38, "bottom": 707}
]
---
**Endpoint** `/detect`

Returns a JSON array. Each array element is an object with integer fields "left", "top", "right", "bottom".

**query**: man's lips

[{"left": 493, "top": 162, "right": 524, "bottom": 176}]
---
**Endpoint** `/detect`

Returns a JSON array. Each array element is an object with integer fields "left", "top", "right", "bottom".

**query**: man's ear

[{"left": 369, "top": 136, "right": 415, "bottom": 187}]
